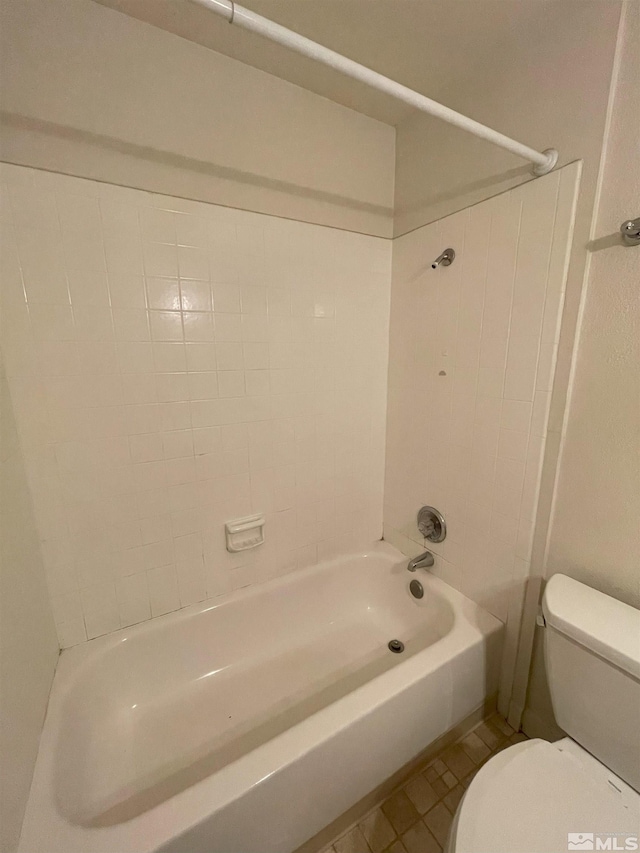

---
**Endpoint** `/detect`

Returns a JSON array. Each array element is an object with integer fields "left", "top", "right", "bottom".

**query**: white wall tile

[
  {"left": 116, "top": 572, "right": 151, "bottom": 627},
  {"left": 1, "top": 166, "right": 391, "bottom": 647},
  {"left": 147, "top": 564, "right": 180, "bottom": 617}
]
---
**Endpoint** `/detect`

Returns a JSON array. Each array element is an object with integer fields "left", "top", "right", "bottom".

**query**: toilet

[{"left": 447, "top": 574, "right": 640, "bottom": 853}]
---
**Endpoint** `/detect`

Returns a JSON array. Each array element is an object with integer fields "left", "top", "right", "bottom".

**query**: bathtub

[{"left": 20, "top": 542, "right": 502, "bottom": 853}]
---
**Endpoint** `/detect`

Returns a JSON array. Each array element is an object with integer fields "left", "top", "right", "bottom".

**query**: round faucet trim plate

[{"left": 417, "top": 506, "right": 447, "bottom": 543}]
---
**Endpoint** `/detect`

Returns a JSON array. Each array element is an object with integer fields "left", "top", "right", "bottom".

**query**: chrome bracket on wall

[{"left": 620, "top": 217, "right": 640, "bottom": 245}]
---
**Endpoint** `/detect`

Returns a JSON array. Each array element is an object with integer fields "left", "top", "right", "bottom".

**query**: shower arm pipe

[{"left": 191, "top": 0, "right": 558, "bottom": 176}]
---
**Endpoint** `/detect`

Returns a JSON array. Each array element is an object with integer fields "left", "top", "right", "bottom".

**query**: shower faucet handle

[{"left": 417, "top": 506, "right": 447, "bottom": 543}]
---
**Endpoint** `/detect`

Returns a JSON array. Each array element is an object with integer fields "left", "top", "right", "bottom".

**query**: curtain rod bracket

[{"left": 531, "top": 149, "right": 559, "bottom": 177}]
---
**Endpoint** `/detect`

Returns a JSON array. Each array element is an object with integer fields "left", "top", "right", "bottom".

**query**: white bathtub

[{"left": 20, "top": 542, "right": 502, "bottom": 853}]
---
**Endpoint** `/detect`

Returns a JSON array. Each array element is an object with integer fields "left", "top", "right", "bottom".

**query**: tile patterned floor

[{"left": 321, "top": 714, "right": 528, "bottom": 853}]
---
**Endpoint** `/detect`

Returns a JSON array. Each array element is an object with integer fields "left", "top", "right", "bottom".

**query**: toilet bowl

[
  {"left": 447, "top": 574, "right": 640, "bottom": 853},
  {"left": 446, "top": 738, "right": 640, "bottom": 853}
]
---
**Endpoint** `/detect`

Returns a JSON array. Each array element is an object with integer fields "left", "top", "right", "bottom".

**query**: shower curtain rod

[{"left": 191, "top": 0, "right": 558, "bottom": 176}]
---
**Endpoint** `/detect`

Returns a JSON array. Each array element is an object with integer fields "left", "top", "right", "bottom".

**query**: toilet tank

[{"left": 543, "top": 574, "right": 640, "bottom": 792}]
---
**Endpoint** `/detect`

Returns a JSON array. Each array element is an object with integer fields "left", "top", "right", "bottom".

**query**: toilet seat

[{"left": 448, "top": 737, "right": 640, "bottom": 853}]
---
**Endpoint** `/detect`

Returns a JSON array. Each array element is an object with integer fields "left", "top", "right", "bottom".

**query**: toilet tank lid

[{"left": 543, "top": 574, "right": 640, "bottom": 680}]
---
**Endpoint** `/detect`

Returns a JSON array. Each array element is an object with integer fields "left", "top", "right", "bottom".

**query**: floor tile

[
  {"left": 430, "top": 775, "right": 448, "bottom": 798},
  {"left": 327, "top": 716, "right": 526, "bottom": 853},
  {"left": 443, "top": 783, "right": 465, "bottom": 813},
  {"left": 335, "top": 826, "right": 371, "bottom": 853},
  {"left": 460, "top": 731, "right": 491, "bottom": 764},
  {"left": 429, "top": 758, "right": 447, "bottom": 777},
  {"left": 461, "top": 765, "right": 479, "bottom": 787},
  {"left": 488, "top": 713, "right": 514, "bottom": 737},
  {"left": 360, "top": 808, "right": 396, "bottom": 853},
  {"left": 404, "top": 774, "right": 438, "bottom": 815},
  {"left": 484, "top": 717, "right": 510, "bottom": 744},
  {"left": 442, "top": 744, "right": 475, "bottom": 780},
  {"left": 385, "top": 841, "right": 408, "bottom": 853},
  {"left": 441, "top": 770, "right": 457, "bottom": 789},
  {"left": 402, "top": 820, "right": 442, "bottom": 853},
  {"left": 424, "top": 803, "right": 453, "bottom": 848},
  {"left": 382, "top": 790, "right": 420, "bottom": 835},
  {"left": 474, "top": 720, "right": 503, "bottom": 750},
  {"left": 424, "top": 766, "right": 439, "bottom": 783},
  {"left": 431, "top": 770, "right": 455, "bottom": 800}
]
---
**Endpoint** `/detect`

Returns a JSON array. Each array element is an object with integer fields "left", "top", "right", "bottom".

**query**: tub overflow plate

[
  {"left": 388, "top": 639, "right": 404, "bottom": 653},
  {"left": 409, "top": 579, "right": 424, "bottom": 599}
]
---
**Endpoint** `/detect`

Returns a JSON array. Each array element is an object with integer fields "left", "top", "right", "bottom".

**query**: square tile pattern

[
  {"left": 0, "top": 163, "right": 391, "bottom": 647},
  {"left": 324, "top": 714, "right": 527, "bottom": 853}
]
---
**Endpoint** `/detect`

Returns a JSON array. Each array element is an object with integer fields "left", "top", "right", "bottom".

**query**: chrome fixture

[
  {"left": 620, "top": 217, "right": 640, "bottom": 245},
  {"left": 388, "top": 639, "right": 405, "bottom": 653},
  {"left": 432, "top": 249, "right": 455, "bottom": 269},
  {"left": 409, "top": 579, "right": 424, "bottom": 599},
  {"left": 407, "top": 550, "right": 435, "bottom": 572},
  {"left": 417, "top": 506, "right": 447, "bottom": 543}
]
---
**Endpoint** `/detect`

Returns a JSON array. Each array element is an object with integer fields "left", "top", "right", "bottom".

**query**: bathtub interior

[{"left": 53, "top": 552, "right": 455, "bottom": 827}]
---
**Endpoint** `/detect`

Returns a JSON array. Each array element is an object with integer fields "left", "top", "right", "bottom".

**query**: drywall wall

[
  {"left": 393, "top": 0, "right": 621, "bottom": 236},
  {"left": 383, "top": 165, "right": 580, "bottom": 713},
  {"left": 521, "top": 2, "right": 639, "bottom": 738},
  {"left": 546, "top": 3, "right": 639, "bottom": 606},
  {"left": 0, "top": 357, "right": 59, "bottom": 853},
  {"left": 0, "top": 0, "right": 395, "bottom": 237},
  {"left": 0, "top": 162, "right": 390, "bottom": 647}
]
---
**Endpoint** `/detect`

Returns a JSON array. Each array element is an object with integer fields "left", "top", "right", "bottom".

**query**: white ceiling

[{"left": 93, "top": 0, "right": 596, "bottom": 127}]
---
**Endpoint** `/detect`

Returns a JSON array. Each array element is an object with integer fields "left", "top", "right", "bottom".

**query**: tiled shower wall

[
  {"left": 0, "top": 163, "right": 391, "bottom": 648},
  {"left": 384, "top": 165, "right": 579, "bottom": 638}
]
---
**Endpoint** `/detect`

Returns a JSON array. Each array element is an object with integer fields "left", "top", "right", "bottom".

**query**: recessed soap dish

[{"left": 225, "top": 514, "right": 265, "bottom": 553}]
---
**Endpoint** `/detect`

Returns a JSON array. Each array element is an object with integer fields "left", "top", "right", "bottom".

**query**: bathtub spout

[{"left": 407, "top": 551, "right": 435, "bottom": 571}]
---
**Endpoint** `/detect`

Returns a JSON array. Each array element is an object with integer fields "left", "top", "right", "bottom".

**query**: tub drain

[{"left": 388, "top": 639, "right": 404, "bottom": 653}]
